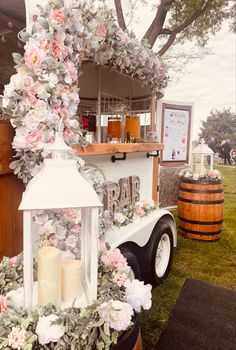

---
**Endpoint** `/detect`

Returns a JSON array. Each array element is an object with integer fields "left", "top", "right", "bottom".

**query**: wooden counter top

[{"left": 73, "top": 143, "right": 164, "bottom": 156}]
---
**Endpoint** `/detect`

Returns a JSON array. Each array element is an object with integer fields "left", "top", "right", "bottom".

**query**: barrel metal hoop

[
  {"left": 179, "top": 187, "right": 223, "bottom": 194},
  {"left": 178, "top": 216, "right": 224, "bottom": 225},
  {"left": 179, "top": 226, "right": 222, "bottom": 235},
  {"left": 178, "top": 197, "right": 224, "bottom": 205}
]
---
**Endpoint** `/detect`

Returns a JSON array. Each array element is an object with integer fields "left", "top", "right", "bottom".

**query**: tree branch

[
  {"left": 114, "top": 0, "right": 126, "bottom": 31},
  {"left": 158, "top": 0, "right": 212, "bottom": 56},
  {"left": 143, "top": 0, "right": 175, "bottom": 47}
]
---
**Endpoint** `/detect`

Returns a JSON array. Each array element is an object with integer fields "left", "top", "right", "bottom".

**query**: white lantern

[
  {"left": 19, "top": 132, "right": 102, "bottom": 309},
  {"left": 191, "top": 138, "right": 214, "bottom": 175}
]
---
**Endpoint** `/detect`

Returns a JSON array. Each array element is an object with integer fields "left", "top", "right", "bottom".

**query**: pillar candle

[
  {"left": 61, "top": 259, "right": 82, "bottom": 302},
  {"left": 38, "top": 246, "right": 62, "bottom": 308}
]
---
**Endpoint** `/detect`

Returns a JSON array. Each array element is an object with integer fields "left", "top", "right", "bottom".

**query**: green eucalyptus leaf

[
  {"left": 37, "top": 16, "right": 49, "bottom": 30},
  {"left": 18, "top": 31, "right": 30, "bottom": 43},
  {"left": 12, "top": 53, "right": 23, "bottom": 64}
]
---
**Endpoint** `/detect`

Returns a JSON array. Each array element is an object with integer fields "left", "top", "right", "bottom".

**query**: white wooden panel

[{"left": 81, "top": 152, "right": 153, "bottom": 199}]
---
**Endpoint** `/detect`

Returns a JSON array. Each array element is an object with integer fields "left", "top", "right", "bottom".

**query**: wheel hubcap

[{"left": 155, "top": 233, "right": 171, "bottom": 277}]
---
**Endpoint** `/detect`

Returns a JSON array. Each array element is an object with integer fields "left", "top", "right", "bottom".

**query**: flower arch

[{"left": 1, "top": 0, "right": 167, "bottom": 183}]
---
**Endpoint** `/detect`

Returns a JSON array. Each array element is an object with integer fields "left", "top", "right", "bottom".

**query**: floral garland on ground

[
  {"left": 0, "top": 248, "right": 152, "bottom": 349},
  {"left": 0, "top": 0, "right": 167, "bottom": 183},
  {"left": 179, "top": 168, "right": 222, "bottom": 181}
]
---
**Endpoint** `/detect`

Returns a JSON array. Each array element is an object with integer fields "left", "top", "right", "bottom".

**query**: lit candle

[
  {"left": 61, "top": 259, "right": 82, "bottom": 302},
  {"left": 38, "top": 246, "right": 62, "bottom": 308}
]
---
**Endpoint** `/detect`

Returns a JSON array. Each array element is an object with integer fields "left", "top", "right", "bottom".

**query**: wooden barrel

[
  {"left": 177, "top": 178, "right": 224, "bottom": 241},
  {"left": 111, "top": 314, "right": 142, "bottom": 350}
]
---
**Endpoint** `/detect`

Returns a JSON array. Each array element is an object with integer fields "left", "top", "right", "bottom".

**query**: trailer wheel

[
  {"left": 143, "top": 222, "right": 173, "bottom": 287},
  {"left": 119, "top": 248, "right": 141, "bottom": 280}
]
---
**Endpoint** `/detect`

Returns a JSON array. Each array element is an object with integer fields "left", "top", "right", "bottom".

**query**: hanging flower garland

[{"left": 0, "top": 0, "right": 168, "bottom": 183}]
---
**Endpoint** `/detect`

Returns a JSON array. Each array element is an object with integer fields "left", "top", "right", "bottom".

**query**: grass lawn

[{"left": 140, "top": 165, "right": 236, "bottom": 349}]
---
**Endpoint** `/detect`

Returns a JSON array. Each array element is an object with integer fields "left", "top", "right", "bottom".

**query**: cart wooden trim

[{"left": 73, "top": 143, "right": 164, "bottom": 155}]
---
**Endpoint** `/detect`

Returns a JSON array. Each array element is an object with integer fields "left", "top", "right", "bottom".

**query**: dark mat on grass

[{"left": 155, "top": 278, "right": 236, "bottom": 350}]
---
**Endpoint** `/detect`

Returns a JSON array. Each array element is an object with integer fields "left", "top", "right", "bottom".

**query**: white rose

[
  {"left": 97, "top": 300, "right": 133, "bottom": 331},
  {"left": 34, "top": 100, "right": 47, "bottom": 113},
  {"left": 34, "top": 211, "right": 49, "bottom": 226},
  {"left": 4, "top": 82, "right": 15, "bottom": 97},
  {"left": 69, "top": 119, "right": 79, "bottom": 129},
  {"left": 10, "top": 74, "right": 23, "bottom": 90},
  {"left": 114, "top": 212, "right": 126, "bottom": 224},
  {"left": 49, "top": 73, "right": 59, "bottom": 88},
  {"left": 6, "top": 287, "right": 24, "bottom": 310},
  {"left": 56, "top": 225, "right": 67, "bottom": 239},
  {"left": 2, "top": 97, "right": 9, "bottom": 108},
  {"left": 44, "top": 220, "right": 56, "bottom": 234},
  {"left": 193, "top": 174, "right": 200, "bottom": 180},
  {"left": 135, "top": 201, "right": 144, "bottom": 208},
  {"left": 12, "top": 127, "right": 28, "bottom": 150},
  {"left": 23, "top": 109, "right": 45, "bottom": 131},
  {"left": 36, "top": 314, "right": 64, "bottom": 345},
  {"left": 124, "top": 279, "right": 152, "bottom": 313}
]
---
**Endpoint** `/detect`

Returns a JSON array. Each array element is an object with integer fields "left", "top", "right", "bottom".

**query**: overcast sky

[
  {"left": 164, "top": 27, "right": 236, "bottom": 139},
  {"left": 129, "top": 8, "right": 235, "bottom": 140}
]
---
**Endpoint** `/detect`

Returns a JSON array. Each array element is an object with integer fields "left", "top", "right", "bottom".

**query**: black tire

[
  {"left": 119, "top": 247, "right": 141, "bottom": 280},
  {"left": 141, "top": 222, "right": 173, "bottom": 287}
]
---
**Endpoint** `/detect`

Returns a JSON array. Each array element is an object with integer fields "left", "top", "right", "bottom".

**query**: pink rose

[
  {"left": 50, "top": 40, "right": 67, "bottom": 60},
  {"left": 60, "top": 208, "right": 77, "bottom": 220},
  {"left": 64, "top": 59, "right": 78, "bottom": 82},
  {"left": 24, "top": 48, "right": 44, "bottom": 70},
  {"left": 142, "top": 199, "right": 155, "bottom": 209},
  {"left": 120, "top": 32, "right": 130, "bottom": 45},
  {"left": 8, "top": 326, "right": 26, "bottom": 349},
  {"left": 23, "top": 90, "right": 38, "bottom": 104},
  {"left": 134, "top": 206, "right": 145, "bottom": 217},
  {"left": 23, "top": 76, "right": 34, "bottom": 90},
  {"left": 97, "top": 23, "right": 106, "bottom": 39},
  {"left": 63, "top": 129, "right": 75, "bottom": 139},
  {"left": 65, "top": 235, "right": 78, "bottom": 248},
  {"left": 114, "top": 212, "right": 126, "bottom": 224},
  {"left": 101, "top": 249, "right": 129, "bottom": 271},
  {"left": 70, "top": 224, "right": 81, "bottom": 234},
  {"left": 50, "top": 8, "right": 66, "bottom": 25},
  {"left": 40, "top": 39, "right": 52, "bottom": 52},
  {"left": 0, "top": 295, "right": 7, "bottom": 312},
  {"left": 9, "top": 256, "right": 18, "bottom": 266},
  {"left": 25, "top": 130, "right": 44, "bottom": 149},
  {"left": 112, "top": 272, "right": 128, "bottom": 287}
]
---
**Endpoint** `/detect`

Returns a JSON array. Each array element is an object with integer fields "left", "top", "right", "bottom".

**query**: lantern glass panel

[
  {"left": 33, "top": 208, "right": 83, "bottom": 308},
  {"left": 203, "top": 155, "right": 211, "bottom": 173},
  {"left": 192, "top": 153, "right": 201, "bottom": 174}
]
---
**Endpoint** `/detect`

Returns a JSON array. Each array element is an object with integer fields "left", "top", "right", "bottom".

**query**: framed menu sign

[{"left": 161, "top": 103, "right": 192, "bottom": 163}]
